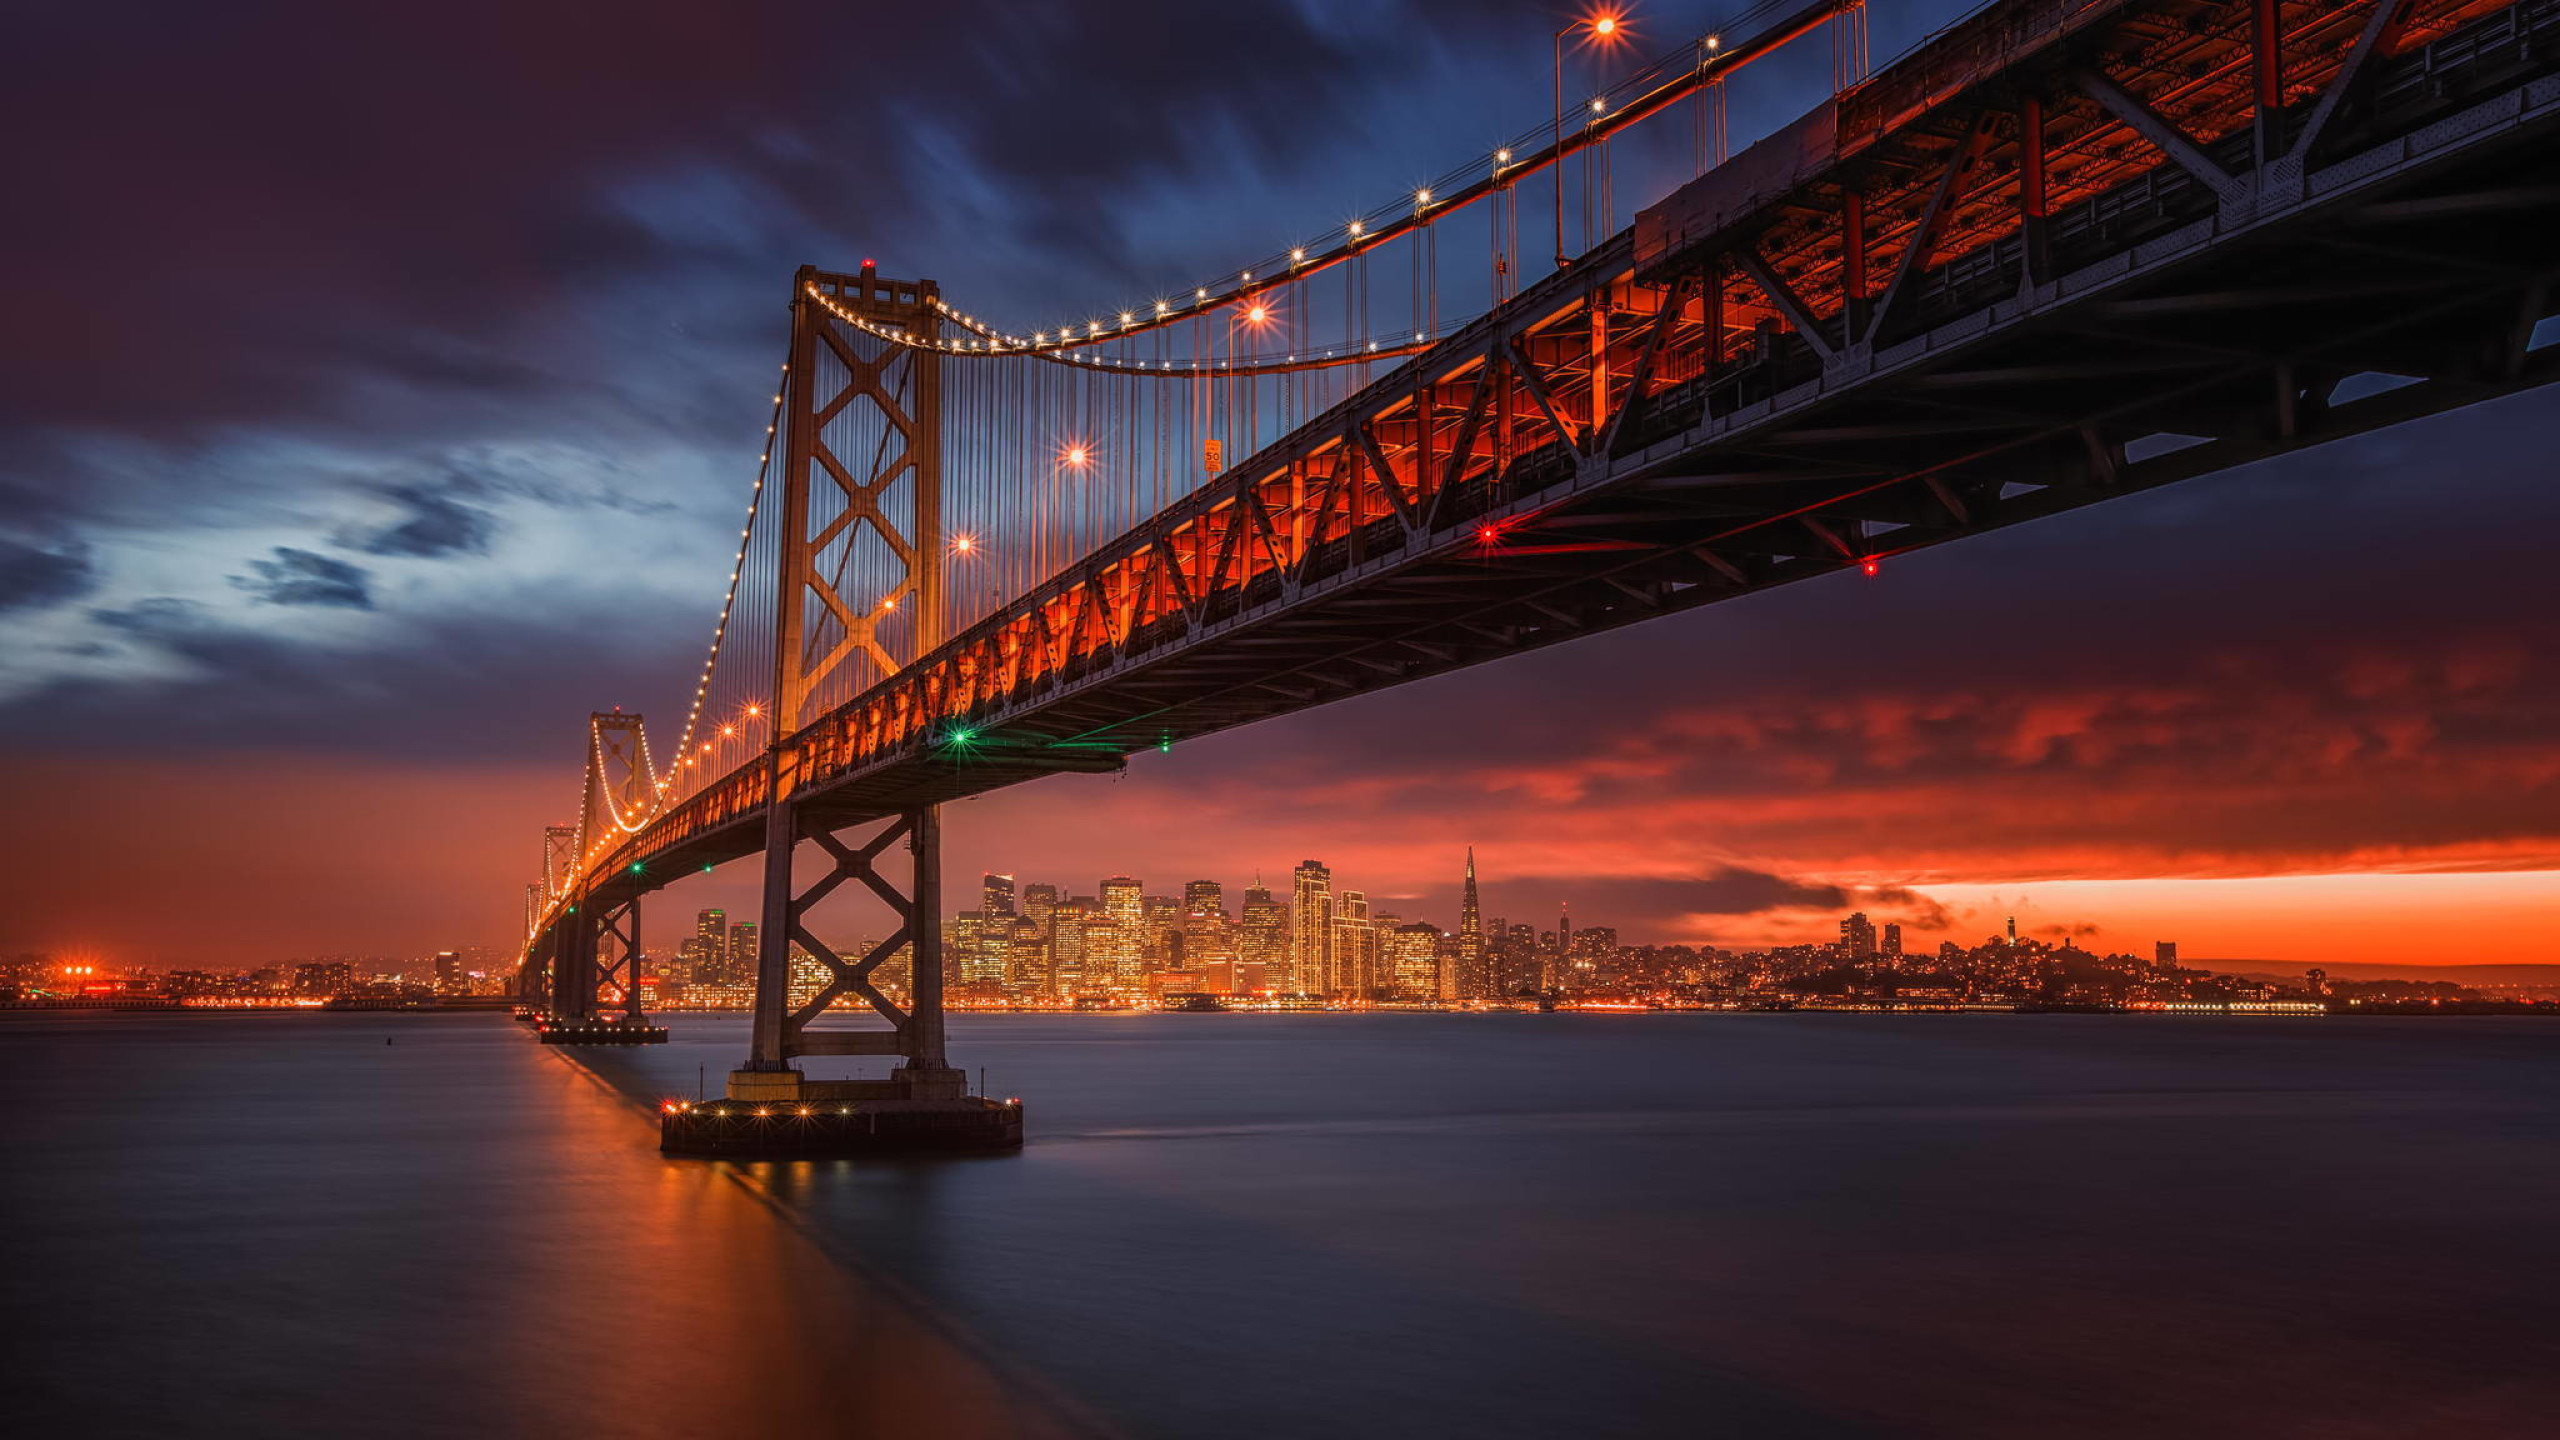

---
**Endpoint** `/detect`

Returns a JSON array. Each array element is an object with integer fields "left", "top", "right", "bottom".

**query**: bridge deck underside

[{"left": 563, "top": 0, "right": 2558, "bottom": 923}]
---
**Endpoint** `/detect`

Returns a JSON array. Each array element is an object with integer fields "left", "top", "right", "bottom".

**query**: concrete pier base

[
  {"left": 672, "top": 1064, "right": 1019, "bottom": 1156},
  {"left": 661, "top": 1092, "right": 1024, "bottom": 1158}
]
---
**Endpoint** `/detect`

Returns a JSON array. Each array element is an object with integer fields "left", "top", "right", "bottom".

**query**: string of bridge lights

[
  {"left": 660, "top": 355, "right": 789, "bottom": 802},
  {"left": 588, "top": 718, "right": 660, "bottom": 836},
  {"left": 808, "top": 4, "right": 1786, "bottom": 363},
  {"left": 543, "top": 351, "right": 791, "bottom": 927},
  {"left": 801, "top": 283, "right": 1441, "bottom": 373}
]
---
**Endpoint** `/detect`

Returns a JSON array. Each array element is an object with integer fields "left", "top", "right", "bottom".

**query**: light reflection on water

[{"left": 8, "top": 1010, "right": 2559, "bottom": 1438}]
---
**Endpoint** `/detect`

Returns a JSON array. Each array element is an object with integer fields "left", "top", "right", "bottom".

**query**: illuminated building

[
  {"left": 292, "top": 960, "right": 355, "bottom": 997},
  {"left": 1331, "top": 890, "right": 1373, "bottom": 998},
  {"left": 1883, "top": 923, "right": 1903, "bottom": 958},
  {"left": 433, "top": 950, "right": 464, "bottom": 996},
  {"left": 1143, "top": 895, "right": 1184, "bottom": 972},
  {"left": 1290, "top": 860, "right": 1332, "bottom": 997},
  {"left": 787, "top": 940, "right": 831, "bottom": 1009},
  {"left": 1505, "top": 921, "right": 1541, "bottom": 993},
  {"left": 1387, "top": 921, "right": 1443, "bottom": 1001},
  {"left": 2156, "top": 941, "right": 2179, "bottom": 969},
  {"left": 981, "top": 873, "right": 1017, "bottom": 919},
  {"left": 1098, "top": 877, "right": 1144, "bottom": 987},
  {"left": 1000, "top": 915, "right": 1051, "bottom": 997},
  {"left": 726, "top": 920, "right": 758, "bottom": 986},
  {"left": 1238, "top": 885, "right": 1287, "bottom": 994},
  {"left": 1458, "top": 847, "right": 1484, "bottom": 991},
  {"left": 1051, "top": 898, "right": 1093, "bottom": 993},
  {"left": 1181, "top": 880, "right": 1234, "bottom": 991},
  {"left": 1842, "top": 912, "right": 1877, "bottom": 961},
  {"left": 953, "top": 909, "right": 1004, "bottom": 984},
  {"left": 1016, "top": 884, "right": 1061, "bottom": 994}
]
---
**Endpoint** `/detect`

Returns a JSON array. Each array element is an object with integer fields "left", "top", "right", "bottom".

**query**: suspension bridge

[{"left": 511, "top": 0, "right": 2560, "bottom": 1155}]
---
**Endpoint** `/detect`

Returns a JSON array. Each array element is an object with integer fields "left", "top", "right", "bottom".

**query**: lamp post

[{"left": 1555, "top": 13, "right": 1619, "bottom": 271}]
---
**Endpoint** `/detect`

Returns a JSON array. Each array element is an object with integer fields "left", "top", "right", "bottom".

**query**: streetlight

[{"left": 1556, "top": 12, "right": 1624, "bottom": 271}]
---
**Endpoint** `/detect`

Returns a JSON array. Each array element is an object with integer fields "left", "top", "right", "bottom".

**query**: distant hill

[{"left": 2204, "top": 962, "right": 2560, "bottom": 985}]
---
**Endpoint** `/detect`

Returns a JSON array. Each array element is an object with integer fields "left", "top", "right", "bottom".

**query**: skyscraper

[
  {"left": 694, "top": 908, "right": 728, "bottom": 983},
  {"left": 1842, "top": 912, "right": 1877, "bottom": 961},
  {"left": 1458, "top": 847, "right": 1484, "bottom": 992},
  {"left": 1098, "top": 877, "right": 1144, "bottom": 987},
  {"left": 1882, "top": 923, "right": 1903, "bottom": 958},
  {"left": 1181, "top": 881, "right": 1236, "bottom": 991},
  {"left": 1051, "top": 898, "right": 1092, "bottom": 994},
  {"left": 981, "top": 873, "right": 1017, "bottom": 920},
  {"left": 953, "top": 909, "right": 1002, "bottom": 984},
  {"left": 1238, "top": 884, "right": 1287, "bottom": 994},
  {"left": 1387, "top": 922, "right": 1443, "bottom": 1001},
  {"left": 1142, "top": 895, "right": 1184, "bottom": 972},
  {"left": 1290, "top": 860, "right": 1333, "bottom": 997},
  {"left": 1331, "top": 889, "right": 1373, "bottom": 998}
]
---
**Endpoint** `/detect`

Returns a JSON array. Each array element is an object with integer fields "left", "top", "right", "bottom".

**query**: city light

[{"left": 1063, "top": 443, "right": 1090, "bottom": 469}]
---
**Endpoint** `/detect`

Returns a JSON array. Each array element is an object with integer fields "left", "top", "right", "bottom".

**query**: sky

[{"left": 3, "top": 0, "right": 2555, "bottom": 973}]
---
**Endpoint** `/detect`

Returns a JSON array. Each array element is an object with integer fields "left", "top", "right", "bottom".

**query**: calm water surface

[{"left": 6, "top": 1010, "right": 2556, "bottom": 1438}]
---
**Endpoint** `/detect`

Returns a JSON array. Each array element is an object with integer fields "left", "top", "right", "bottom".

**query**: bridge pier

[
  {"left": 538, "top": 897, "right": 668, "bottom": 1045},
  {"left": 668, "top": 799, "right": 1017, "bottom": 1155}
]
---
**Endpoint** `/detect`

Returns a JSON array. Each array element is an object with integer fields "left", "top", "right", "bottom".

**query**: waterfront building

[
  {"left": 1239, "top": 885, "right": 1287, "bottom": 994},
  {"left": 1143, "top": 895, "right": 1184, "bottom": 972},
  {"left": 1291, "top": 860, "right": 1333, "bottom": 997},
  {"left": 690, "top": 908, "right": 728, "bottom": 984},
  {"left": 1387, "top": 921, "right": 1443, "bottom": 1001},
  {"left": 1098, "top": 878, "right": 1144, "bottom": 987},
  {"left": 1332, "top": 890, "right": 1374, "bottom": 998},
  {"left": 1051, "top": 898, "right": 1093, "bottom": 993},
  {"left": 1458, "top": 848, "right": 1484, "bottom": 994}
]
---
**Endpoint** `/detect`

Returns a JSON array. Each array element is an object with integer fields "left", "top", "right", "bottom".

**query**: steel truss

[{"left": 744, "top": 803, "right": 951, "bottom": 1077}]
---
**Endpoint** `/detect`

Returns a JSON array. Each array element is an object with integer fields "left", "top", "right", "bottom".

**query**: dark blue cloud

[
  {"left": 230, "top": 548, "right": 373, "bottom": 609},
  {"left": 0, "top": 533, "right": 93, "bottom": 611},
  {"left": 355, "top": 483, "right": 496, "bottom": 559}
]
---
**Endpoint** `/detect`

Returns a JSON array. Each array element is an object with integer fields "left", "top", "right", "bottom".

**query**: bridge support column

[
  {"left": 719, "top": 804, "right": 977, "bottom": 1108},
  {"left": 537, "top": 897, "right": 669, "bottom": 1044},
  {"left": 746, "top": 790, "right": 800, "bottom": 1073},
  {"left": 557, "top": 908, "right": 596, "bottom": 1022}
]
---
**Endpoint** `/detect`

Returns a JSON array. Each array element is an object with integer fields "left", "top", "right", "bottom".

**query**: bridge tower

[
  {"left": 534, "top": 714, "right": 669, "bottom": 1043},
  {"left": 728, "top": 261, "right": 966, "bottom": 1108}
]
